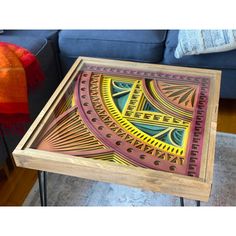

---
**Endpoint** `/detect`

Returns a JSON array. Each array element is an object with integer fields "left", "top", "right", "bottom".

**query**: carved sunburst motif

[{"left": 158, "top": 81, "right": 198, "bottom": 111}]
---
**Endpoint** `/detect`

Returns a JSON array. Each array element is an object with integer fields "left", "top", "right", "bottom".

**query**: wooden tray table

[{"left": 13, "top": 57, "right": 221, "bottom": 206}]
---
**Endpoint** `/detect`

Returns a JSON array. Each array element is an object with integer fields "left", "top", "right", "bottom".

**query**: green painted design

[
  {"left": 112, "top": 81, "right": 133, "bottom": 112},
  {"left": 112, "top": 81, "right": 133, "bottom": 93},
  {"left": 143, "top": 100, "right": 160, "bottom": 112},
  {"left": 132, "top": 122, "right": 166, "bottom": 136},
  {"left": 170, "top": 129, "right": 184, "bottom": 146},
  {"left": 132, "top": 122, "right": 184, "bottom": 147},
  {"left": 113, "top": 94, "right": 129, "bottom": 112}
]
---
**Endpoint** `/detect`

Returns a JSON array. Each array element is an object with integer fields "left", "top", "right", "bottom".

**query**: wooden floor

[
  {"left": 217, "top": 99, "right": 236, "bottom": 134},
  {"left": 0, "top": 167, "right": 37, "bottom": 206},
  {"left": 0, "top": 98, "right": 236, "bottom": 206}
]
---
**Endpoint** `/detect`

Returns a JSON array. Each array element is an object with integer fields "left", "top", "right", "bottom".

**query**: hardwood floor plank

[
  {"left": 0, "top": 167, "right": 37, "bottom": 206},
  {"left": 217, "top": 99, "right": 236, "bottom": 134},
  {"left": 5, "top": 169, "right": 37, "bottom": 206}
]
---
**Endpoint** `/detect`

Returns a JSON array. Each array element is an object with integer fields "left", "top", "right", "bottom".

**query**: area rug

[{"left": 24, "top": 132, "right": 236, "bottom": 206}]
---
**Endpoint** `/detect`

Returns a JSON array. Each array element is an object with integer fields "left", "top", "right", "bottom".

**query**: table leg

[
  {"left": 43, "top": 171, "right": 47, "bottom": 206},
  {"left": 180, "top": 197, "right": 200, "bottom": 207},
  {"left": 38, "top": 171, "right": 47, "bottom": 206},
  {"left": 0, "top": 125, "right": 15, "bottom": 170}
]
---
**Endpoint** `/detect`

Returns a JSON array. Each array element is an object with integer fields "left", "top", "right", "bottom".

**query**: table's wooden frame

[{"left": 13, "top": 57, "right": 221, "bottom": 202}]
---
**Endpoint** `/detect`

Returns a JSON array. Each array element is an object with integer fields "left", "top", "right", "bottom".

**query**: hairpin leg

[
  {"left": 180, "top": 197, "right": 200, "bottom": 207},
  {"left": 180, "top": 197, "right": 184, "bottom": 206},
  {"left": 38, "top": 171, "right": 47, "bottom": 206},
  {"left": 43, "top": 171, "right": 47, "bottom": 206}
]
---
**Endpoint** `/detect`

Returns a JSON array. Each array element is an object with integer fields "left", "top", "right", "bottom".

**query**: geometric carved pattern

[
  {"left": 157, "top": 81, "right": 198, "bottom": 111},
  {"left": 35, "top": 64, "right": 210, "bottom": 177}
]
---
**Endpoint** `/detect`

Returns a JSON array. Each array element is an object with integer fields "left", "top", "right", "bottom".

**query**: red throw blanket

[{"left": 0, "top": 42, "right": 44, "bottom": 134}]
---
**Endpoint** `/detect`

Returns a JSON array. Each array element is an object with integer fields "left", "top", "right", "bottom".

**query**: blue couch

[
  {"left": 58, "top": 30, "right": 236, "bottom": 99},
  {"left": 0, "top": 30, "right": 235, "bottom": 172}
]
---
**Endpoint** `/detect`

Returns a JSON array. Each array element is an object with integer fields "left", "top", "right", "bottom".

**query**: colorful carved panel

[{"left": 35, "top": 64, "right": 210, "bottom": 177}]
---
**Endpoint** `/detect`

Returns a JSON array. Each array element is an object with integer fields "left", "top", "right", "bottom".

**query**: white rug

[{"left": 24, "top": 132, "right": 236, "bottom": 206}]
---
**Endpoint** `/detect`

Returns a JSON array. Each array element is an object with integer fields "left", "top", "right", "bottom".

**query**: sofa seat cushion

[
  {"left": 163, "top": 30, "right": 236, "bottom": 70},
  {"left": 59, "top": 30, "right": 167, "bottom": 63},
  {"left": 0, "top": 35, "right": 47, "bottom": 55}
]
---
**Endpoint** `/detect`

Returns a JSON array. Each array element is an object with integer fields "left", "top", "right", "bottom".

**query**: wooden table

[{"left": 13, "top": 57, "right": 221, "bottom": 206}]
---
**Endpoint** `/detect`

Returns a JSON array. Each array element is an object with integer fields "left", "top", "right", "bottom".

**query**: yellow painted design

[{"left": 101, "top": 75, "right": 191, "bottom": 157}]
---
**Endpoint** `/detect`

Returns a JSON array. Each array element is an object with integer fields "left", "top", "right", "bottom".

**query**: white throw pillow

[{"left": 175, "top": 30, "right": 236, "bottom": 58}]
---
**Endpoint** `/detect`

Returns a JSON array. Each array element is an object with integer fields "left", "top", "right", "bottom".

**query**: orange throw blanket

[{"left": 0, "top": 42, "right": 44, "bottom": 134}]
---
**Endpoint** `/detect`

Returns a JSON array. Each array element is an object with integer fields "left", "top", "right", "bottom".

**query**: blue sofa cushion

[
  {"left": 163, "top": 30, "right": 236, "bottom": 70},
  {"left": 59, "top": 30, "right": 167, "bottom": 63},
  {"left": 2, "top": 30, "right": 59, "bottom": 41},
  {"left": 0, "top": 35, "right": 47, "bottom": 55}
]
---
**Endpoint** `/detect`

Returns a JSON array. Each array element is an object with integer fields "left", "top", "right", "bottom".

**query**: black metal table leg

[
  {"left": 180, "top": 197, "right": 200, "bottom": 207},
  {"left": 43, "top": 171, "right": 47, "bottom": 206},
  {"left": 196, "top": 200, "right": 200, "bottom": 206},
  {"left": 0, "top": 125, "right": 15, "bottom": 170},
  {"left": 38, "top": 171, "right": 43, "bottom": 206},
  {"left": 38, "top": 171, "right": 47, "bottom": 206}
]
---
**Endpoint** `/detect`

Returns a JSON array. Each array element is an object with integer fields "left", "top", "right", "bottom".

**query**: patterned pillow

[{"left": 175, "top": 30, "right": 236, "bottom": 58}]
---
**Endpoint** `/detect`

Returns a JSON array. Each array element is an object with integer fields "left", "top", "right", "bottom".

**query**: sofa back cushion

[{"left": 58, "top": 30, "right": 167, "bottom": 74}]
